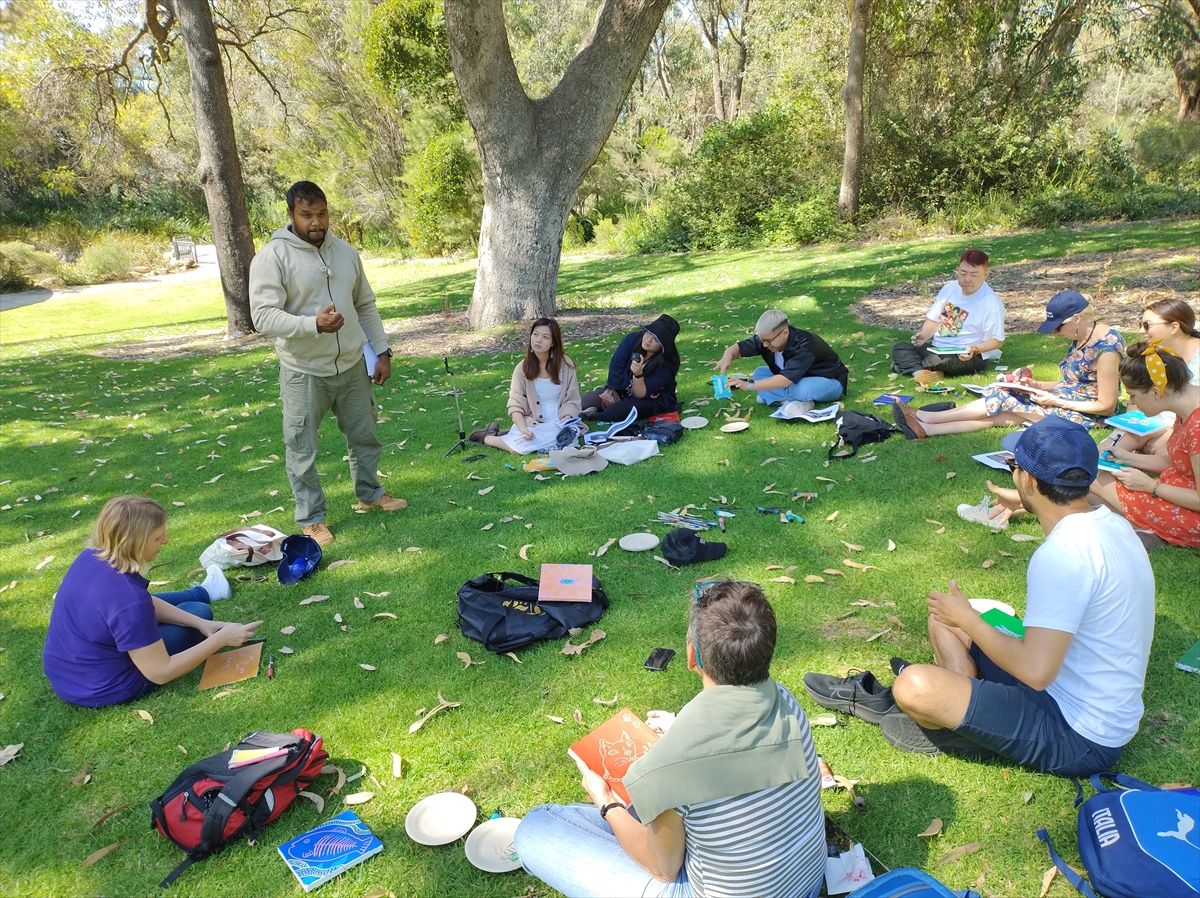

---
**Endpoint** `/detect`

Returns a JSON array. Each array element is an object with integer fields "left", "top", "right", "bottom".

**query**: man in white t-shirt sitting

[
  {"left": 891, "top": 249, "right": 1006, "bottom": 383},
  {"left": 804, "top": 417, "right": 1155, "bottom": 777}
]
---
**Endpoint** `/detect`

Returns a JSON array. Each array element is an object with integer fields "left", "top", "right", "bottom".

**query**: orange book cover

[
  {"left": 197, "top": 642, "right": 263, "bottom": 690},
  {"left": 538, "top": 563, "right": 593, "bottom": 603},
  {"left": 569, "top": 708, "right": 659, "bottom": 805}
]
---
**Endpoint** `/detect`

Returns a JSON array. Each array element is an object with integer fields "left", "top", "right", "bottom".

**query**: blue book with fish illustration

[{"left": 278, "top": 810, "right": 382, "bottom": 892}]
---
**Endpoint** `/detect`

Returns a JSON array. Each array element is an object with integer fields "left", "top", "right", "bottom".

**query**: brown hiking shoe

[
  {"left": 302, "top": 522, "right": 334, "bottom": 546},
  {"left": 354, "top": 493, "right": 408, "bottom": 512}
]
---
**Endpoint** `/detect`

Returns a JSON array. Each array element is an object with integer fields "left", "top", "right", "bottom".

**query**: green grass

[{"left": 1, "top": 219, "right": 1197, "bottom": 898}]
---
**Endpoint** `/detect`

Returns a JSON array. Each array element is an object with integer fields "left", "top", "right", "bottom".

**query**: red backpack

[{"left": 150, "top": 728, "right": 328, "bottom": 887}]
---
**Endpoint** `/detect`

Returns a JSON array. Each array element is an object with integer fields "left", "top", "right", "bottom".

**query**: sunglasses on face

[{"left": 1139, "top": 320, "right": 1163, "bottom": 331}]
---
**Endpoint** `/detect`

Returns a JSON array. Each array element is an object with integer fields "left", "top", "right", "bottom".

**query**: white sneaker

[
  {"left": 201, "top": 564, "right": 231, "bottom": 600},
  {"left": 957, "top": 497, "right": 1008, "bottom": 530}
]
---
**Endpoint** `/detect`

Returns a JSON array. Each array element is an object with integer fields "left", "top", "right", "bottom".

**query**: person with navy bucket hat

[
  {"left": 892, "top": 290, "right": 1124, "bottom": 440},
  {"left": 581, "top": 315, "right": 682, "bottom": 423},
  {"left": 803, "top": 417, "right": 1155, "bottom": 776}
]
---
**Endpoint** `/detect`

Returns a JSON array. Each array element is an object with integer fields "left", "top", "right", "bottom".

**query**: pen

[{"left": 267, "top": 655, "right": 275, "bottom": 680}]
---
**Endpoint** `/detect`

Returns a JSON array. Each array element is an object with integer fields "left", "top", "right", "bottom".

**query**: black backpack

[
  {"left": 828, "top": 410, "right": 900, "bottom": 460},
  {"left": 631, "top": 421, "right": 684, "bottom": 445},
  {"left": 457, "top": 571, "right": 609, "bottom": 653}
]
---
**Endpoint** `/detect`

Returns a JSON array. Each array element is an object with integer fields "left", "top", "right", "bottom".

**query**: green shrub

[
  {"left": 402, "top": 131, "right": 481, "bottom": 256},
  {"left": 759, "top": 194, "right": 850, "bottom": 246},
  {"left": 0, "top": 240, "right": 62, "bottom": 286},
  {"left": 69, "top": 237, "right": 133, "bottom": 284}
]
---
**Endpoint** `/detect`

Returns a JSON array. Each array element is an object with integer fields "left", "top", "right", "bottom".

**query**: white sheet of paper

[{"left": 824, "top": 844, "right": 875, "bottom": 895}]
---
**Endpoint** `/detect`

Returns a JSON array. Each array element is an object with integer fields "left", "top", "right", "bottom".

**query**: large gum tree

[{"left": 443, "top": 0, "right": 672, "bottom": 328}]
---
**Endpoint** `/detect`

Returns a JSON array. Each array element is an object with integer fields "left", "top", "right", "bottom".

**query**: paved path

[{"left": 0, "top": 244, "right": 221, "bottom": 312}]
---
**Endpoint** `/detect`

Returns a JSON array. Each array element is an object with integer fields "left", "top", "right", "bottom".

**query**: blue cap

[
  {"left": 1037, "top": 290, "right": 1089, "bottom": 334},
  {"left": 1001, "top": 417, "right": 1098, "bottom": 486},
  {"left": 278, "top": 534, "right": 322, "bottom": 585}
]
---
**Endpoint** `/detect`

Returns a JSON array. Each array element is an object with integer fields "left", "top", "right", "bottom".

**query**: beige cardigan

[{"left": 506, "top": 355, "right": 582, "bottom": 424}]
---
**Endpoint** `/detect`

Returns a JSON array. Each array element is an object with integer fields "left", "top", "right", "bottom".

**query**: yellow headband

[{"left": 1143, "top": 338, "right": 1180, "bottom": 393}]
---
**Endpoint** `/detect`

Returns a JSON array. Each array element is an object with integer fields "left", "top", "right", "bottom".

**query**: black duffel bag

[{"left": 457, "top": 571, "right": 609, "bottom": 654}]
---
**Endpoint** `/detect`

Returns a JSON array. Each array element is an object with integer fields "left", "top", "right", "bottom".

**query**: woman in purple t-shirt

[{"left": 43, "top": 496, "right": 263, "bottom": 707}]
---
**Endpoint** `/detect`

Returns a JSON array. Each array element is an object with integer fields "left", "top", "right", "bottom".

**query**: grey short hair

[{"left": 755, "top": 310, "right": 788, "bottom": 337}]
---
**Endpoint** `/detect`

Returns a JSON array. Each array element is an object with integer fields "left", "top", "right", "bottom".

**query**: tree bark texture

[
  {"left": 727, "top": 0, "right": 750, "bottom": 120},
  {"left": 445, "top": 0, "right": 671, "bottom": 329},
  {"left": 838, "top": 0, "right": 871, "bottom": 220},
  {"left": 698, "top": 4, "right": 727, "bottom": 121},
  {"left": 170, "top": 0, "right": 257, "bottom": 335},
  {"left": 1175, "top": 0, "right": 1200, "bottom": 120}
]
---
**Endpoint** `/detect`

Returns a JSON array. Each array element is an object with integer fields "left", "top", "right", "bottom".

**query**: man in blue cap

[{"left": 804, "top": 417, "right": 1155, "bottom": 776}]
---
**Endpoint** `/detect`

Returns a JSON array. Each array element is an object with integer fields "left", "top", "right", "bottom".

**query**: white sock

[{"left": 202, "top": 564, "right": 230, "bottom": 600}]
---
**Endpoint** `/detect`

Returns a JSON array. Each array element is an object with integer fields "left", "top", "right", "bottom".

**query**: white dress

[{"left": 501, "top": 378, "right": 563, "bottom": 454}]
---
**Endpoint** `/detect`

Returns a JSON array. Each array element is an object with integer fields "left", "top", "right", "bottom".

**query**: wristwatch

[
  {"left": 600, "top": 802, "right": 623, "bottom": 819},
  {"left": 378, "top": 348, "right": 392, "bottom": 358},
  {"left": 1151, "top": 482, "right": 1161, "bottom": 498}
]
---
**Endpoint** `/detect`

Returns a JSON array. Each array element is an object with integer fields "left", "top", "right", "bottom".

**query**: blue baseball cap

[
  {"left": 1037, "top": 290, "right": 1089, "bottom": 334},
  {"left": 1001, "top": 417, "right": 1098, "bottom": 486},
  {"left": 278, "top": 534, "right": 322, "bottom": 585}
]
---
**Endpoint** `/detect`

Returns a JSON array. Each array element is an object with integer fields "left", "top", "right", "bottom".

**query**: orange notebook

[
  {"left": 569, "top": 708, "right": 659, "bottom": 805},
  {"left": 197, "top": 642, "right": 263, "bottom": 691},
  {"left": 538, "top": 563, "right": 593, "bottom": 603}
]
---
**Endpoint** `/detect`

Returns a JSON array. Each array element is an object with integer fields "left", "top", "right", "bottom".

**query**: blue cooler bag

[
  {"left": 849, "top": 868, "right": 979, "bottom": 897},
  {"left": 1038, "top": 773, "right": 1200, "bottom": 898}
]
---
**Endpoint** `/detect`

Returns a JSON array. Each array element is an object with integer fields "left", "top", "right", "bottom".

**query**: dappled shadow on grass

[{"left": 827, "top": 777, "right": 957, "bottom": 873}]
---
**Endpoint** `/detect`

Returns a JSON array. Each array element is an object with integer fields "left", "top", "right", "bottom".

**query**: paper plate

[
  {"left": 405, "top": 792, "right": 477, "bottom": 846},
  {"left": 680, "top": 416, "right": 709, "bottom": 429},
  {"left": 969, "top": 598, "right": 1016, "bottom": 617},
  {"left": 464, "top": 817, "right": 522, "bottom": 873},
  {"left": 619, "top": 532, "right": 660, "bottom": 552},
  {"left": 720, "top": 421, "right": 750, "bottom": 433}
]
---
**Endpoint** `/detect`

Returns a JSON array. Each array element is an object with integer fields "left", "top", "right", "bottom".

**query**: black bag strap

[
  {"left": 197, "top": 752, "right": 294, "bottom": 848},
  {"left": 159, "top": 856, "right": 196, "bottom": 889},
  {"left": 828, "top": 441, "right": 859, "bottom": 460},
  {"left": 491, "top": 571, "right": 539, "bottom": 588}
]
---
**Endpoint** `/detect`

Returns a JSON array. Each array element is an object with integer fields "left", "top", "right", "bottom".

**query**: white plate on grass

[
  {"left": 464, "top": 817, "right": 522, "bottom": 873},
  {"left": 619, "top": 532, "right": 660, "bottom": 552},
  {"left": 720, "top": 421, "right": 750, "bottom": 433},
  {"left": 969, "top": 598, "right": 1016, "bottom": 617},
  {"left": 405, "top": 792, "right": 477, "bottom": 846},
  {"left": 680, "top": 416, "right": 709, "bottom": 429}
]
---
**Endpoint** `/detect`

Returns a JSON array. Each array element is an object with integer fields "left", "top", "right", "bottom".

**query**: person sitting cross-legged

[
  {"left": 715, "top": 309, "right": 848, "bottom": 410},
  {"left": 804, "top": 417, "right": 1155, "bottom": 777},
  {"left": 515, "top": 582, "right": 825, "bottom": 898}
]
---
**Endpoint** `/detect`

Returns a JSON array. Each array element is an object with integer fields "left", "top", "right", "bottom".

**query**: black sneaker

[
  {"left": 921, "top": 401, "right": 956, "bottom": 413},
  {"left": 802, "top": 670, "right": 896, "bottom": 724},
  {"left": 879, "top": 710, "right": 998, "bottom": 759},
  {"left": 890, "top": 656, "right": 913, "bottom": 677}
]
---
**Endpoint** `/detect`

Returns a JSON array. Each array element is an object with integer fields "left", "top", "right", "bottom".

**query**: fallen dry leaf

[
  {"left": 82, "top": 839, "right": 131, "bottom": 868},
  {"left": 359, "top": 664, "right": 377, "bottom": 671},
  {"left": 926, "top": 518, "right": 943, "bottom": 526},
  {"left": 574, "top": 709, "right": 586, "bottom": 726},
  {"left": 535, "top": 473, "right": 555, "bottom": 480},
  {"left": 959, "top": 545, "right": 970, "bottom": 554},
  {"left": 935, "top": 843, "right": 981, "bottom": 866},
  {"left": 434, "top": 634, "right": 450, "bottom": 644},
  {"left": 766, "top": 564, "right": 784, "bottom": 571},
  {"left": 363, "top": 890, "right": 396, "bottom": 898},
  {"left": 374, "top": 612, "right": 397, "bottom": 620},
  {"left": 344, "top": 791, "right": 374, "bottom": 806},
  {"left": 768, "top": 575, "right": 796, "bottom": 585},
  {"left": 816, "top": 476, "right": 836, "bottom": 483},
  {"left": 298, "top": 790, "right": 325, "bottom": 813},
  {"left": 841, "top": 541, "right": 864, "bottom": 552},
  {"left": 279, "top": 626, "right": 296, "bottom": 635},
  {"left": 935, "top": 526, "right": 946, "bottom": 534},
  {"left": 595, "top": 537, "right": 617, "bottom": 556},
  {"left": 843, "top": 559, "right": 883, "bottom": 571},
  {"left": 825, "top": 510, "right": 839, "bottom": 522},
  {"left": 653, "top": 555, "right": 677, "bottom": 568},
  {"left": 785, "top": 564, "right": 798, "bottom": 574},
  {"left": 90, "top": 802, "right": 132, "bottom": 830},
  {"left": 918, "top": 818, "right": 944, "bottom": 837},
  {"left": 35, "top": 555, "right": 55, "bottom": 571},
  {"left": 946, "top": 471, "right": 957, "bottom": 479},
  {"left": 503, "top": 652, "right": 522, "bottom": 664},
  {"left": 466, "top": 472, "right": 485, "bottom": 481},
  {"left": 886, "top": 613, "right": 906, "bottom": 629},
  {"left": 865, "top": 629, "right": 891, "bottom": 643},
  {"left": 547, "top": 715, "right": 565, "bottom": 724},
  {"left": 1011, "top": 533, "right": 1040, "bottom": 542},
  {"left": 404, "top": 546, "right": 423, "bottom": 553},
  {"left": 409, "top": 692, "right": 462, "bottom": 734},
  {"left": 824, "top": 568, "right": 845, "bottom": 577},
  {"left": 1023, "top": 790, "right": 1034, "bottom": 803},
  {"left": 887, "top": 539, "right": 896, "bottom": 551},
  {"left": 1039, "top": 867, "right": 1058, "bottom": 898},
  {"left": 136, "top": 710, "right": 154, "bottom": 724},
  {"left": 71, "top": 763, "right": 90, "bottom": 786},
  {"left": 810, "top": 714, "right": 838, "bottom": 727},
  {"left": 519, "top": 544, "right": 533, "bottom": 561},
  {"left": 365, "top": 591, "right": 390, "bottom": 597},
  {"left": 456, "top": 651, "right": 485, "bottom": 669},
  {"left": 761, "top": 457, "right": 782, "bottom": 466},
  {"left": 478, "top": 485, "right": 494, "bottom": 496},
  {"left": 481, "top": 523, "right": 494, "bottom": 531},
  {"left": 392, "top": 753, "right": 404, "bottom": 778},
  {"left": 804, "top": 575, "right": 825, "bottom": 583},
  {"left": 593, "top": 693, "right": 618, "bottom": 705},
  {"left": 299, "top": 594, "right": 330, "bottom": 606},
  {"left": 850, "top": 599, "right": 879, "bottom": 607},
  {"left": 999, "top": 551, "right": 1014, "bottom": 557},
  {"left": 334, "top": 613, "right": 343, "bottom": 623},
  {"left": 212, "top": 688, "right": 243, "bottom": 700},
  {"left": 326, "top": 559, "right": 356, "bottom": 570},
  {"left": 323, "top": 764, "right": 347, "bottom": 795},
  {"left": 354, "top": 597, "right": 365, "bottom": 609},
  {"left": 982, "top": 559, "right": 995, "bottom": 569},
  {"left": 278, "top": 646, "right": 294, "bottom": 654}
]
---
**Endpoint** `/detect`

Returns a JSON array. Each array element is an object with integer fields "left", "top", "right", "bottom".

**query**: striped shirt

[{"left": 676, "top": 683, "right": 824, "bottom": 898}]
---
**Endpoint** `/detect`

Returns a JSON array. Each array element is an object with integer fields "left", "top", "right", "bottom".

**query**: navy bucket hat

[{"left": 278, "top": 534, "right": 322, "bottom": 585}]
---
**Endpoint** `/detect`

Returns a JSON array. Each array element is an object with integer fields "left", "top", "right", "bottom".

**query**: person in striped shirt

[{"left": 514, "top": 582, "right": 825, "bottom": 898}]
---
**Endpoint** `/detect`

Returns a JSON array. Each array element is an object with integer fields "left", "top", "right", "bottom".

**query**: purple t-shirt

[{"left": 43, "top": 549, "right": 161, "bottom": 707}]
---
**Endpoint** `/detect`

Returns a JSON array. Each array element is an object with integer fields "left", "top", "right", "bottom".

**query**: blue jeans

[
  {"left": 156, "top": 587, "right": 213, "bottom": 656},
  {"left": 750, "top": 366, "right": 844, "bottom": 405},
  {"left": 957, "top": 644, "right": 1124, "bottom": 777},
  {"left": 514, "top": 804, "right": 822, "bottom": 898}
]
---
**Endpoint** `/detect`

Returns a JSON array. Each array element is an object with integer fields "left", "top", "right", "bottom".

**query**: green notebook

[
  {"left": 1176, "top": 639, "right": 1200, "bottom": 675},
  {"left": 980, "top": 607, "right": 1026, "bottom": 639}
]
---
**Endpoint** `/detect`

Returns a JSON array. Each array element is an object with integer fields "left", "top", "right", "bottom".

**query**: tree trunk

[
  {"left": 698, "top": 4, "right": 727, "bottom": 121},
  {"left": 726, "top": 0, "right": 750, "bottom": 120},
  {"left": 838, "top": 0, "right": 870, "bottom": 220},
  {"left": 1176, "top": 50, "right": 1200, "bottom": 121},
  {"left": 445, "top": 0, "right": 671, "bottom": 329},
  {"left": 170, "top": 0, "right": 257, "bottom": 336}
]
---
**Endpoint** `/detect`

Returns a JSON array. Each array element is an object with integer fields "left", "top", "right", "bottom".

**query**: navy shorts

[{"left": 953, "top": 643, "right": 1124, "bottom": 777}]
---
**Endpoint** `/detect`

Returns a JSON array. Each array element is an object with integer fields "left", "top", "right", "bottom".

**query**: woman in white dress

[{"left": 470, "top": 317, "right": 582, "bottom": 454}]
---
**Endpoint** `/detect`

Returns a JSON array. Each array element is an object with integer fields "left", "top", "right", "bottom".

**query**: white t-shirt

[
  {"left": 1022, "top": 506, "right": 1155, "bottom": 747},
  {"left": 925, "top": 281, "right": 1006, "bottom": 359}
]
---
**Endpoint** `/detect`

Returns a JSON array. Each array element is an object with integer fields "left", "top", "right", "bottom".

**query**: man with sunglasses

[
  {"left": 715, "top": 309, "right": 848, "bottom": 410},
  {"left": 516, "top": 582, "right": 825, "bottom": 898},
  {"left": 805, "top": 418, "right": 1155, "bottom": 777}
]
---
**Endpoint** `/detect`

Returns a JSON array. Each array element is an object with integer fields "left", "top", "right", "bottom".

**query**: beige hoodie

[{"left": 249, "top": 227, "right": 389, "bottom": 377}]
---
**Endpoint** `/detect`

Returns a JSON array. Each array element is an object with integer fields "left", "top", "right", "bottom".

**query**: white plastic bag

[
  {"left": 199, "top": 525, "right": 287, "bottom": 569},
  {"left": 597, "top": 440, "right": 660, "bottom": 466}
]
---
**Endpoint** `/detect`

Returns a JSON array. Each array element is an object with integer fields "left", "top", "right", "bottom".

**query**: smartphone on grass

[{"left": 644, "top": 648, "right": 675, "bottom": 671}]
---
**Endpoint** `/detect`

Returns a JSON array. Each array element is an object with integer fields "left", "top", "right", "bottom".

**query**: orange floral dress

[{"left": 1118, "top": 407, "right": 1200, "bottom": 547}]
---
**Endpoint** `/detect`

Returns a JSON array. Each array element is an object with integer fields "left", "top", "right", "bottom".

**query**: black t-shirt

[{"left": 737, "top": 326, "right": 848, "bottom": 389}]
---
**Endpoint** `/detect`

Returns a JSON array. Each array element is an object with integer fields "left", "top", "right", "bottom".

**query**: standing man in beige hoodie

[{"left": 249, "top": 181, "right": 406, "bottom": 546}]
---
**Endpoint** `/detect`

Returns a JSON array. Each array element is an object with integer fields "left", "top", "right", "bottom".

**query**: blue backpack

[
  {"left": 1038, "top": 773, "right": 1200, "bottom": 898},
  {"left": 847, "top": 868, "right": 980, "bottom": 897}
]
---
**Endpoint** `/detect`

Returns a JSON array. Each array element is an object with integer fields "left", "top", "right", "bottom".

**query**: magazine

[
  {"left": 1105, "top": 410, "right": 1173, "bottom": 436},
  {"left": 770, "top": 402, "right": 840, "bottom": 422},
  {"left": 972, "top": 450, "right": 1015, "bottom": 472}
]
